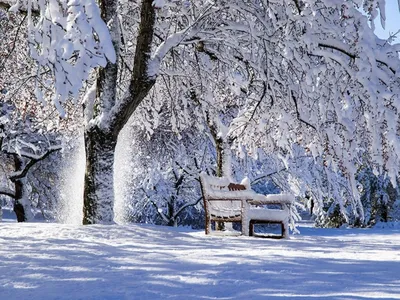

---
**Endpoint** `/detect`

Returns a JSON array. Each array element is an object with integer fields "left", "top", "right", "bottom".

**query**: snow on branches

[
  {"left": 6, "top": 0, "right": 115, "bottom": 117},
  {"left": 140, "top": 0, "right": 400, "bottom": 224},
  {"left": 2, "top": 0, "right": 400, "bottom": 225}
]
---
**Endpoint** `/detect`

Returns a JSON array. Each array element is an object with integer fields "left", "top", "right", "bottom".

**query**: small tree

[{"left": 0, "top": 135, "right": 61, "bottom": 221}]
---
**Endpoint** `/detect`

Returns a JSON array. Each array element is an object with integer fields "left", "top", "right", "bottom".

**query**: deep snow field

[{"left": 1, "top": 211, "right": 400, "bottom": 300}]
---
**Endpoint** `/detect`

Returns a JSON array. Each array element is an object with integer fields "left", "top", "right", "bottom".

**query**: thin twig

[
  {"left": 291, "top": 90, "right": 317, "bottom": 131},
  {"left": 0, "top": 14, "right": 27, "bottom": 74}
]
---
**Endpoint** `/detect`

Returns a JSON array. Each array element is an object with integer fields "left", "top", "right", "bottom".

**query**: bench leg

[
  {"left": 249, "top": 221, "right": 254, "bottom": 237},
  {"left": 249, "top": 220, "right": 287, "bottom": 238},
  {"left": 242, "top": 220, "right": 250, "bottom": 236},
  {"left": 282, "top": 221, "right": 289, "bottom": 238},
  {"left": 205, "top": 215, "right": 211, "bottom": 235}
]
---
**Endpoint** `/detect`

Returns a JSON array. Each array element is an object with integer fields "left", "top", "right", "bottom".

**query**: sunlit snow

[{"left": 1, "top": 213, "right": 399, "bottom": 299}]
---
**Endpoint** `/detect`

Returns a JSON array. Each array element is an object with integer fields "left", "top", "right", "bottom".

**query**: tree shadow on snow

[{"left": 0, "top": 223, "right": 399, "bottom": 300}]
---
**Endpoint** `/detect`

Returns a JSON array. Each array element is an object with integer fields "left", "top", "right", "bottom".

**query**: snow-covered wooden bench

[{"left": 199, "top": 172, "right": 294, "bottom": 238}]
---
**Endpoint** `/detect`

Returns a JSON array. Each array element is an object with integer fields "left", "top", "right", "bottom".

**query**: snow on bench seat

[{"left": 199, "top": 172, "right": 293, "bottom": 238}]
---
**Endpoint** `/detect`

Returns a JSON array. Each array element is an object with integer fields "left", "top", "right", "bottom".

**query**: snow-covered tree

[
  {"left": 0, "top": 11, "right": 74, "bottom": 221},
  {"left": 2, "top": 0, "right": 400, "bottom": 226},
  {"left": 0, "top": 134, "right": 61, "bottom": 221}
]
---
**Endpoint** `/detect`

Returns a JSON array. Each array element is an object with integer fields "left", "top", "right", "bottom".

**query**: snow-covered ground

[{"left": 1, "top": 214, "right": 400, "bottom": 299}]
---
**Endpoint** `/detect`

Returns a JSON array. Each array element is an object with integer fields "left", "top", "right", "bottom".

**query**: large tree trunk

[
  {"left": 167, "top": 197, "right": 177, "bottom": 227},
  {"left": 82, "top": 0, "right": 119, "bottom": 225},
  {"left": 14, "top": 178, "right": 26, "bottom": 222},
  {"left": 13, "top": 156, "right": 33, "bottom": 222},
  {"left": 83, "top": 127, "right": 117, "bottom": 224},
  {"left": 12, "top": 156, "right": 25, "bottom": 222},
  {"left": 82, "top": 0, "right": 156, "bottom": 224}
]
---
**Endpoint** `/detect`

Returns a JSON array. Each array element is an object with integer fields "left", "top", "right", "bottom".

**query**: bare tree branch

[
  {"left": 292, "top": 0, "right": 302, "bottom": 14},
  {"left": 173, "top": 197, "right": 202, "bottom": 219},
  {"left": 8, "top": 145, "right": 61, "bottom": 182},
  {"left": 0, "top": 1, "right": 13, "bottom": 11},
  {"left": 318, "top": 42, "right": 396, "bottom": 74},
  {"left": 291, "top": 90, "right": 317, "bottom": 131},
  {"left": 0, "top": 186, "right": 15, "bottom": 198},
  {"left": 251, "top": 168, "right": 288, "bottom": 186},
  {"left": 110, "top": 0, "right": 156, "bottom": 136},
  {"left": 0, "top": 14, "right": 27, "bottom": 74}
]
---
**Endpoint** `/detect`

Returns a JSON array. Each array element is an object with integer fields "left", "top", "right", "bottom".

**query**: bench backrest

[
  {"left": 199, "top": 172, "right": 249, "bottom": 217},
  {"left": 199, "top": 173, "right": 249, "bottom": 195}
]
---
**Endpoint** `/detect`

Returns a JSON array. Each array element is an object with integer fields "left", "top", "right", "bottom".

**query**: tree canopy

[{"left": 1, "top": 0, "right": 400, "bottom": 226}]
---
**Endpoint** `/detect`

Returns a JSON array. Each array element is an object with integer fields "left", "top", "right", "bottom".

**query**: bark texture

[
  {"left": 83, "top": 127, "right": 117, "bottom": 224},
  {"left": 82, "top": 0, "right": 156, "bottom": 224},
  {"left": 109, "top": 0, "right": 156, "bottom": 136},
  {"left": 209, "top": 125, "right": 232, "bottom": 178},
  {"left": 13, "top": 179, "right": 26, "bottom": 222},
  {"left": 13, "top": 155, "right": 30, "bottom": 222},
  {"left": 3, "top": 146, "right": 60, "bottom": 222}
]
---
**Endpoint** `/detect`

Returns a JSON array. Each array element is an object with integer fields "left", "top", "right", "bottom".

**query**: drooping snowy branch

[{"left": 3, "top": 0, "right": 116, "bottom": 117}]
